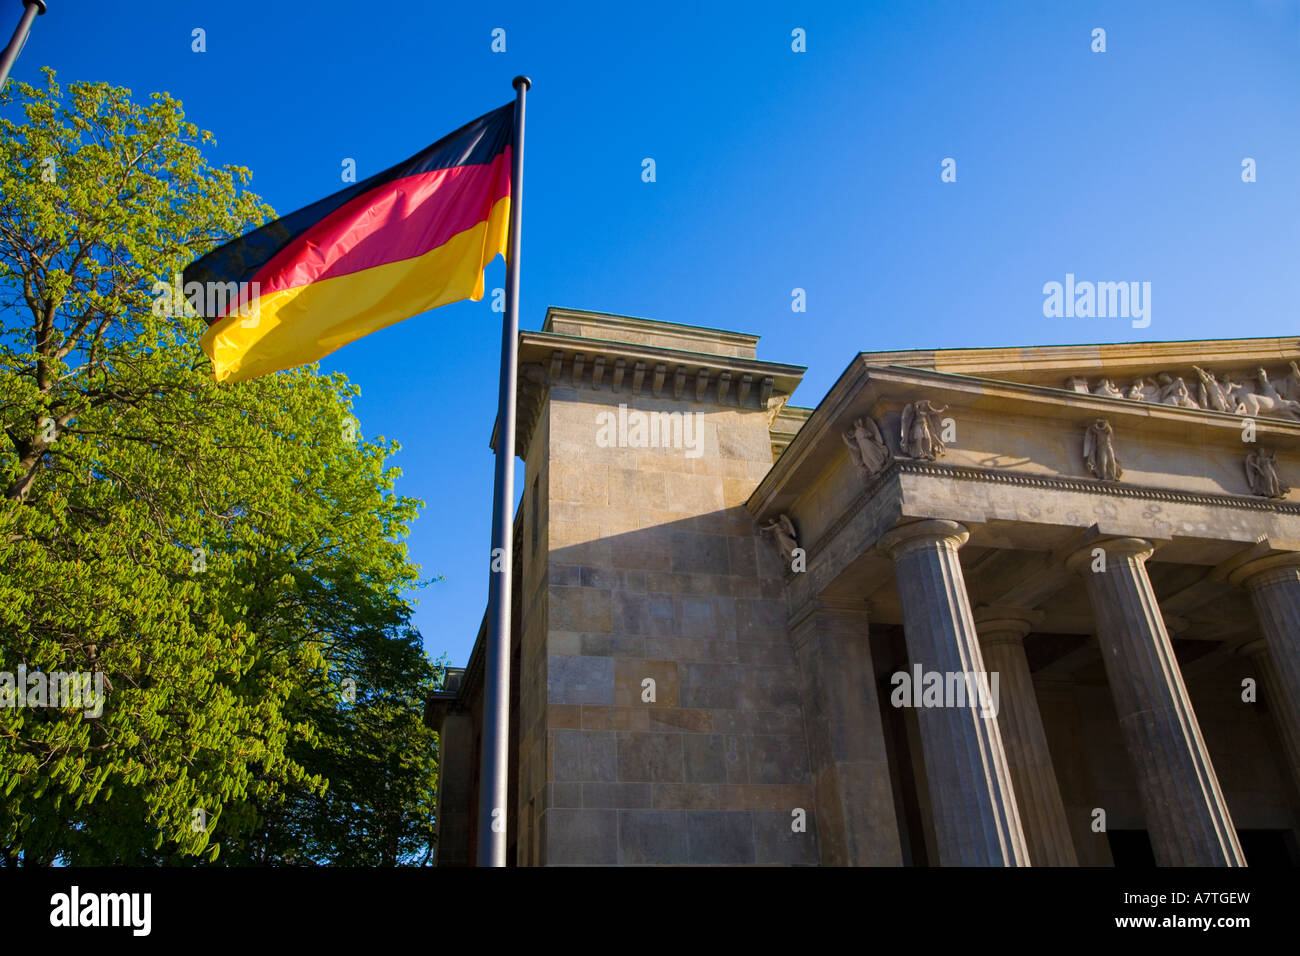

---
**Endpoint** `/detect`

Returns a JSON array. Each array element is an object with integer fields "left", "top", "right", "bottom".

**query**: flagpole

[
  {"left": 0, "top": 1, "right": 46, "bottom": 92},
  {"left": 478, "top": 74, "right": 529, "bottom": 867}
]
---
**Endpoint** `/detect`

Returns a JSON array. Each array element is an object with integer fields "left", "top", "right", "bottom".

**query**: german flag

[{"left": 185, "top": 102, "right": 515, "bottom": 382}]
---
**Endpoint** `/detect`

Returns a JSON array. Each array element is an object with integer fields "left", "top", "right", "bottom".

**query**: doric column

[
  {"left": 879, "top": 520, "right": 1029, "bottom": 867},
  {"left": 1230, "top": 554, "right": 1300, "bottom": 797},
  {"left": 973, "top": 607, "right": 1078, "bottom": 866},
  {"left": 790, "top": 598, "right": 903, "bottom": 866},
  {"left": 1066, "top": 537, "right": 1245, "bottom": 866}
]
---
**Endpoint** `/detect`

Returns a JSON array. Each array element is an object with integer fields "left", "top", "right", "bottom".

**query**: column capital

[
  {"left": 878, "top": 518, "right": 969, "bottom": 559},
  {"left": 1226, "top": 551, "right": 1300, "bottom": 591},
  {"left": 973, "top": 606, "right": 1043, "bottom": 646},
  {"left": 1064, "top": 536, "right": 1154, "bottom": 574}
]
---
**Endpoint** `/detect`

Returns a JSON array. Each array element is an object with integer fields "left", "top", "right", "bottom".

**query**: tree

[{"left": 0, "top": 70, "right": 441, "bottom": 865}]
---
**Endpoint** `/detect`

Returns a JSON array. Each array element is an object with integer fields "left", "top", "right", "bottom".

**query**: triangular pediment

[{"left": 860, "top": 336, "right": 1300, "bottom": 419}]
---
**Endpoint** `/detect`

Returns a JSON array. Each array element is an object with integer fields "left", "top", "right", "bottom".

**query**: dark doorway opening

[
  {"left": 1107, "top": 829, "right": 1156, "bottom": 867},
  {"left": 1237, "top": 829, "right": 1300, "bottom": 866}
]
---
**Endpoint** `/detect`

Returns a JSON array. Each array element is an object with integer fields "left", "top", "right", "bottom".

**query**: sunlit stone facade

[{"left": 428, "top": 309, "right": 1300, "bottom": 867}]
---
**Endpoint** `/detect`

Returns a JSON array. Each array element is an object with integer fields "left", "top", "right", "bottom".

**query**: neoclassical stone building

[{"left": 426, "top": 308, "right": 1300, "bottom": 866}]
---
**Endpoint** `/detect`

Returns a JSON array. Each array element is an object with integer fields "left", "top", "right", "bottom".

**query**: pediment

[
  {"left": 752, "top": 337, "right": 1300, "bottom": 521},
  {"left": 859, "top": 336, "right": 1300, "bottom": 422}
]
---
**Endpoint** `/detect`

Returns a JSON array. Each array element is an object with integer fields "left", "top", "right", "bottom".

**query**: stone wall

[{"left": 524, "top": 378, "right": 818, "bottom": 864}]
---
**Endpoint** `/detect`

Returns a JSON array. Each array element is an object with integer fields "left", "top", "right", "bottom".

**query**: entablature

[
  {"left": 493, "top": 329, "right": 806, "bottom": 458},
  {"left": 750, "top": 361, "right": 1300, "bottom": 523}
]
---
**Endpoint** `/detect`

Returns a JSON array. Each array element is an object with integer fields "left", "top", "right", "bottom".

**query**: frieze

[{"left": 1065, "top": 361, "right": 1300, "bottom": 421}]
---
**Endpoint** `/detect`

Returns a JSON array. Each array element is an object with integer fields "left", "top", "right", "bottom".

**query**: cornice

[
  {"left": 492, "top": 330, "right": 807, "bottom": 457},
  {"left": 856, "top": 336, "right": 1300, "bottom": 382},
  {"left": 543, "top": 307, "right": 762, "bottom": 356},
  {"left": 521, "top": 330, "right": 806, "bottom": 384},
  {"left": 897, "top": 460, "right": 1300, "bottom": 514}
]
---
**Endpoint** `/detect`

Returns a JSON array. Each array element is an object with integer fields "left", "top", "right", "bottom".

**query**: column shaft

[
  {"left": 881, "top": 520, "right": 1029, "bottom": 867},
  {"left": 1069, "top": 538, "right": 1244, "bottom": 866},
  {"left": 1236, "top": 560, "right": 1300, "bottom": 798},
  {"left": 976, "top": 612, "right": 1078, "bottom": 866}
]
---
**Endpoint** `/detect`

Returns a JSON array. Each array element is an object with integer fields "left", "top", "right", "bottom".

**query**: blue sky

[{"left": 14, "top": 0, "right": 1300, "bottom": 666}]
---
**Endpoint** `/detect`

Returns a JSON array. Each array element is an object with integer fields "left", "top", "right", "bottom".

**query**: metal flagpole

[
  {"left": 478, "top": 74, "right": 529, "bottom": 867},
  {"left": 0, "top": 0, "right": 45, "bottom": 93}
]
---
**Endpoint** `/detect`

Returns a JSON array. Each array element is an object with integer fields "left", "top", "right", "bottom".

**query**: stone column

[
  {"left": 1034, "top": 674, "right": 1116, "bottom": 866},
  {"left": 790, "top": 599, "right": 903, "bottom": 866},
  {"left": 973, "top": 607, "right": 1078, "bottom": 866},
  {"left": 1230, "top": 554, "right": 1300, "bottom": 798},
  {"left": 879, "top": 520, "right": 1029, "bottom": 866},
  {"left": 1066, "top": 537, "right": 1245, "bottom": 866}
]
